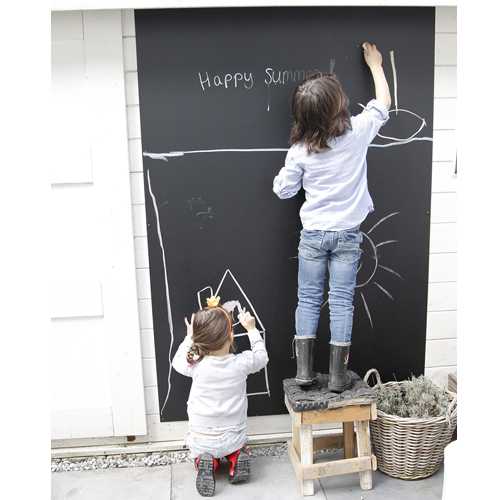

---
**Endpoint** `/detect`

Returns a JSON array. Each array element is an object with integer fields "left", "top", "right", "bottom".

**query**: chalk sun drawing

[
  {"left": 319, "top": 211, "right": 403, "bottom": 328},
  {"left": 196, "top": 269, "right": 271, "bottom": 398}
]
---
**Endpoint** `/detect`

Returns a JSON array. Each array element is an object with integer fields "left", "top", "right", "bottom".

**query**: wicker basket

[{"left": 364, "top": 368, "right": 457, "bottom": 480}]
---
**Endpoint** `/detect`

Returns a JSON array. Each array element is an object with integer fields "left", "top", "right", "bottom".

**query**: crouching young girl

[{"left": 172, "top": 297, "right": 269, "bottom": 497}]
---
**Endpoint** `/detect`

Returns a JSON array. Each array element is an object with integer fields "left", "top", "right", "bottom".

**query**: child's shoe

[
  {"left": 195, "top": 453, "right": 219, "bottom": 496},
  {"left": 226, "top": 447, "right": 250, "bottom": 484}
]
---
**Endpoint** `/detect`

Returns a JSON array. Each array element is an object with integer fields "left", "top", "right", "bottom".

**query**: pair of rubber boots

[
  {"left": 295, "top": 338, "right": 352, "bottom": 392},
  {"left": 195, "top": 448, "right": 250, "bottom": 497}
]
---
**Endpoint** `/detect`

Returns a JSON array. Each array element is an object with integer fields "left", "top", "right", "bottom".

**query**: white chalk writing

[{"left": 198, "top": 71, "right": 254, "bottom": 91}]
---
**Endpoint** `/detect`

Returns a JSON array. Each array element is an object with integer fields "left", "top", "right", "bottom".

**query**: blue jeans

[{"left": 295, "top": 227, "right": 362, "bottom": 345}]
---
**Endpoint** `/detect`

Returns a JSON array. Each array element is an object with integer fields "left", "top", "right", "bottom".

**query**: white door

[{"left": 50, "top": 10, "right": 146, "bottom": 439}]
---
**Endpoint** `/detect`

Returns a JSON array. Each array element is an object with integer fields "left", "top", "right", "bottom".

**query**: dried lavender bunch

[{"left": 376, "top": 375, "right": 449, "bottom": 418}]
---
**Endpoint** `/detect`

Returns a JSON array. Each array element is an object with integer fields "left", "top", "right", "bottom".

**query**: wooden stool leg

[
  {"left": 299, "top": 424, "right": 314, "bottom": 496},
  {"left": 355, "top": 420, "right": 373, "bottom": 490},
  {"left": 292, "top": 421, "right": 301, "bottom": 455},
  {"left": 343, "top": 421, "right": 355, "bottom": 459}
]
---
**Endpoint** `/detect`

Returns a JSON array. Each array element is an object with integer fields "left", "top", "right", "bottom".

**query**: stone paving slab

[
  {"left": 52, "top": 453, "right": 443, "bottom": 500},
  {"left": 52, "top": 465, "right": 171, "bottom": 500}
]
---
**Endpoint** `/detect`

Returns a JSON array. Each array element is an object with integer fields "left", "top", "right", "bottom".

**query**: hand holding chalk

[
  {"left": 184, "top": 314, "right": 194, "bottom": 338},
  {"left": 362, "top": 42, "right": 383, "bottom": 69},
  {"left": 237, "top": 309, "right": 256, "bottom": 332}
]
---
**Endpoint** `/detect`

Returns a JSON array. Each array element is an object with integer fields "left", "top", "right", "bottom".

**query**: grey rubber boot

[
  {"left": 295, "top": 338, "right": 316, "bottom": 386},
  {"left": 328, "top": 344, "right": 353, "bottom": 392}
]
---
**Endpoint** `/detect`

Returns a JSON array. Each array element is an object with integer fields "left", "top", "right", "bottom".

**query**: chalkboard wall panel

[{"left": 135, "top": 7, "right": 435, "bottom": 422}]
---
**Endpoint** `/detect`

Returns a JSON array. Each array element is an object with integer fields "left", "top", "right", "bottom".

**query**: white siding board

[
  {"left": 425, "top": 339, "right": 457, "bottom": 367},
  {"left": 132, "top": 204, "right": 147, "bottom": 236},
  {"left": 429, "top": 223, "right": 456, "bottom": 253},
  {"left": 134, "top": 237, "right": 150, "bottom": 269},
  {"left": 432, "top": 162, "right": 457, "bottom": 193},
  {"left": 51, "top": 11, "right": 83, "bottom": 41},
  {"left": 432, "top": 130, "right": 456, "bottom": 162},
  {"left": 429, "top": 253, "right": 457, "bottom": 283},
  {"left": 125, "top": 71, "right": 140, "bottom": 105},
  {"left": 144, "top": 386, "right": 160, "bottom": 415},
  {"left": 140, "top": 329, "right": 156, "bottom": 359},
  {"left": 127, "top": 105, "right": 141, "bottom": 139},
  {"left": 435, "top": 7, "right": 457, "bottom": 33},
  {"left": 83, "top": 10, "right": 122, "bottom": 40},
  {"left": 426, "top": 311, "right": 457, "bottom": 340},
  {"left": 434, "top": 98, "right": 456, "bottom": 130},
  {"left": 434, "top": 66, "right": 457, "bottom": 98},
  {"left": 130, "top": 173, "right": 145, "bottom": 205},
  {"left": 435, "top": 33, "right": 457, "bottom": 65},
  {"left": 128, "top": 138, "right": 144, "bottom": 172},
  {"left": 123, "top": 37, "right": 138, "bottom": 72},
  {"left": 430, "top": 192, "right": 457, "bottom": 223},
  {"left": 136, "top": 268, "right": 152, "bottom": 299},
  {"left": 425, "top": 366, "right": 455, "bottom": 389},
  {"left": 121, "top": 9, "right": 136, "bottom": 37},
  {"left": 142, "top": 358, "right": 158, "bottom": 388},
  {"left": 428, "top": 282, "right": 457, "bottom": 311},
  {"left": 138, "top": 298, "right": 154, "bottom": 329}
]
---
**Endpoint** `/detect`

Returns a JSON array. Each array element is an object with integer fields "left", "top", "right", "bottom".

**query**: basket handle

[
  {"left": 364, "top": 368, "right": 383, "bottom": 388},
  {"left": 446, "top": 394, "right": 457, "bottom": 427}
]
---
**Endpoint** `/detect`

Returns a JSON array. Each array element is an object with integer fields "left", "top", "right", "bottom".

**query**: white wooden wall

[
  {"left": 425, "top": 7, "right": 457, "bottom": 387},
  {"left": 50, "top": 10, "right": 146, "bottom": 440},
  {"left": 52, "top": 6, "right": 457, "bottom": 448}
]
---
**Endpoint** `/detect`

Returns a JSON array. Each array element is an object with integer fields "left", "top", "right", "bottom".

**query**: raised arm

[
  {"left": 172, "top": 315, "right": 195, "bottom": 377},
  {"left": 362, "top": 42, "right": 391, "bottom": 110},
  {"left": 235, "top": 310, "right": 269, "bottom": 375}
]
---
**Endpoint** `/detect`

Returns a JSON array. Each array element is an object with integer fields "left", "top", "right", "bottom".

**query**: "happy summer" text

[{"left": 197, "top": 67, "right": 322, "bottom": 92}]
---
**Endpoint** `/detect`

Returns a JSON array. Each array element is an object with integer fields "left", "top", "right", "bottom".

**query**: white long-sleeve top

[
  {"left": 273, "top": 99, "right": 390, "bottom": 231},
  {"left": 172, "top": 329, "right": 269, "bottom": 429}
]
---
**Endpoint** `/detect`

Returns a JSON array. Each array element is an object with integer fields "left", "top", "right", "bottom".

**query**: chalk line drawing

[
  {"left": 187, "top": 197, "right": 215, "bottom": 229},
  {"left": 196, "top": 268, "right": 271, "bottom": 398},
  {"left": 146, "top": 170, "right": 176, "bottom": 416},
  {"left": 390, "top": 50, "right": 398, "bottom": 115},
  {"left": 319, "top": 211, "right": 403, "bottom": 328},
  {"left": 143, "top": 149, "right": 289, "bottom": 161},
  {"left": 361, "top": 49, "right": 433, "bottom": 148},
  {"left": 143, "top": 50, "right": 432, "bottom": 163}
]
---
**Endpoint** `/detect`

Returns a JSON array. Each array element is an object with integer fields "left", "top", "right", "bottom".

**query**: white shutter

[{"left": 51, "top": 10, "right": 146, "bottom": 439}]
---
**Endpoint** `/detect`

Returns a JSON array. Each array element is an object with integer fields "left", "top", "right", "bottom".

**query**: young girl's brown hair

[
  {"left": 186, "top": 307, "right": 234, "bottom": 364},
  {"left": 290, "top": 72, "right": 351, "bottom": 154}
]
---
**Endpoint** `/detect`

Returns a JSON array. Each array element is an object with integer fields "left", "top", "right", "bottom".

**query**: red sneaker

[
  {"left": 226, "top": 447, "right": 250, "bottom": 484},
  {"left": 194, "top": 454, "right": 220, "bottom": 496}
]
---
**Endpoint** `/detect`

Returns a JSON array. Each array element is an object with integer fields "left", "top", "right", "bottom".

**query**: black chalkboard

[{"left": 135, "top": 7, "right": 435, "bottom": 422}]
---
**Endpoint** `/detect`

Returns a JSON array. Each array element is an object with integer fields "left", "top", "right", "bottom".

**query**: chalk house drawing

[{"left": 197, "top": 268, "right": 271, "bottom": 398}]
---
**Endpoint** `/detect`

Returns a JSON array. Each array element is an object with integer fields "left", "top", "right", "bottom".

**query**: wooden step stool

[{"left": 283, "top": 372, "right": 378, "bottom": 496}]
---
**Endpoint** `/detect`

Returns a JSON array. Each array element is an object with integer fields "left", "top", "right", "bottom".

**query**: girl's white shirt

[
  {"left": 273, "top": 99, "right": 390, "bottom": 231},
  {"left": 172, "top": 329, "right": 268, "bottom": 429}
]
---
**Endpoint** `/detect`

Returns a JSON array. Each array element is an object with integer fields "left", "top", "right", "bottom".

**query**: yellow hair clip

[{"left": 206, "top": 295, "right": 221, "bottom": 308}]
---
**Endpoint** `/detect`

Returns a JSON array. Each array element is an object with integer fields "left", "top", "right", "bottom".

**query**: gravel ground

[{"left": 51, "top": 442, "right": 289, "bottom": 473}]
